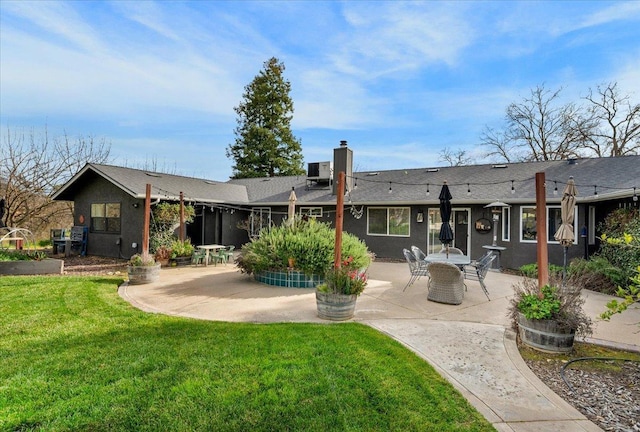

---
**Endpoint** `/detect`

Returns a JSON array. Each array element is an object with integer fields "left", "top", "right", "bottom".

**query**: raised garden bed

[{"left": 0, "top": 258, "right": 64, "bottom": 275}]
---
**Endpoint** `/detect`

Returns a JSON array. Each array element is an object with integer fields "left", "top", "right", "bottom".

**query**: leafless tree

[
  {"left": 0, "top": 126, "right": 111, "bottom": 238},
  {"left": 581, "top": 82, "right": 640, "bottom": 157},
  {"left": 482, "top": 85, "right": 591, "bottom": 162},
  {"left": 439, "top": 147, "right": 472, "bottom": 166}
]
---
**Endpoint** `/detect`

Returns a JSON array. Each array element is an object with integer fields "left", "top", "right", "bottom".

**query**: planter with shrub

[
  {"left": 508, "top": 278, "right": 592, "bottom": 353},
  {"left": 127, "top": 253, "right": 161, "bottom": 284}
]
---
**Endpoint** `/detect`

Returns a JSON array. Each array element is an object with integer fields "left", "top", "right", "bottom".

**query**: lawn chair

[
  {"left": 223, "top": 245, "right": 235, "bottom": 263},
  {"left": 463, "top": 252, "right": 496, "bottom": 300},
  {"left": 426, "top": 262, "right": 465, "bottom": 305},
  {"left": 191, "top": 249, "right": 207, "bottom": 266},
  {"left": 209, "top": 249, "right": 227, "bottom": 266},
  {"left": 402, "top": 248, "right": 429, "bottom": 291}
]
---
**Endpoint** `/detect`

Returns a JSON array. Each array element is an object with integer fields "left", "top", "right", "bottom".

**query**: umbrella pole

[{"left": 562, "top": 246, "right": 568, "bottom": 289}]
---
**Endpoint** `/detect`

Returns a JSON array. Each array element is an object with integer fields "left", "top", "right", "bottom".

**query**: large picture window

[
  {"left": 91, "top": 203, "right": 121, "bottom": 233},
  {"left": 367, "top": 207, "right": 410, "bottom": 237},
  {"left": 519, "top": 206, "right": 577, "bottom": 244}
]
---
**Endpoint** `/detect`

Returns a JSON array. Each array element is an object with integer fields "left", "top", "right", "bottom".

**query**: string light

[
  {"left": 553, "top": 181, "right": 558, "bottom": 196},
  {"left": 353, "top": 178, "right": 358, "bottom": 189},
  {"left": 388, "top": 182, "right": 392, "bottom": 194},
  {"left": 467, "top": 183, "right": 471, "bottom": 196},
  {"left": 633, "top": 187, "right": 638, "bottom": 202},
  {"left": 594, "top": 185, "right": 598, "bottom": 197},
  {"left": 426, "top": 183, "right": 430, "bottom": 196},
  {"left": 511, "top": 180, "right": 515, "bottom": 194}
]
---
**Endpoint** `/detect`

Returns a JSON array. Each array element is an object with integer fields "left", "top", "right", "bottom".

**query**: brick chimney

[{"left": 333, "top": 140, "right": 353, "bottom": 195}]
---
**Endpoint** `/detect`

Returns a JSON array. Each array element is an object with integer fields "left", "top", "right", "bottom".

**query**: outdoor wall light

[
  {"left": 417, "top": 210, "right": 424, "bottom": 223},
  {"left": 132, "top": 203, "right": 139, "bottom": 208}
]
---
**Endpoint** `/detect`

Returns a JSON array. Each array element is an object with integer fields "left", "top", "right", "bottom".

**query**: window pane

[
  {"left": 388, "top": 208, "right": 410, "bottom": 236},
  {"left": 502, "top": 207, "right": 510, "bottom": 241},
  {"left": 521, "top": 207, "right": 537, "bottom": 241},
  {"left": 428, "top": 209, "right": 441, "bottom": 254},
  {"left": 368, "top": 209, "right": 387, "bottom": 235},
  {"left": 106, "top": 203, "right": 120, "bottom": 218},
  {"left": 107, "top": 218, "right": 121, "bottom": 233},
  {"left": 91, "top": 203, "right": 105, "bottom": 217},
  {"left": 92, "top": 217, "right": 106, "bottom": 231},
  {"left": 548, "top": 207, "right": 562, "bottom": 242}
]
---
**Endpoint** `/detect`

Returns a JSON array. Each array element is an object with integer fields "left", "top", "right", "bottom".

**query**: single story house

[{"left": 52, "top": 142, "right": 639, "bottom": 269}]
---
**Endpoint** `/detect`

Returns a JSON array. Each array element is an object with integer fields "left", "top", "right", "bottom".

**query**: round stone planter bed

[
  {"left": 517, "top": 312, "right": 575, "bottom": 353},
  {"left": 254, "top": 270, "right": 323, "bottom": 288}
]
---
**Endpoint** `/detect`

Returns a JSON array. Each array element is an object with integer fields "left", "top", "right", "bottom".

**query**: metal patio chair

[
  {"left": 463, "top": 252, "right": 496, "bottom": 300},
  {"left": 402, "top": 248, "right": 429, "bottom": 291}
]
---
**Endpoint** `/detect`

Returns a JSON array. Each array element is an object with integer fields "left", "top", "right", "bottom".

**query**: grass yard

[{"left": 1, "top": 276, "right": 495, "bottom": 431}]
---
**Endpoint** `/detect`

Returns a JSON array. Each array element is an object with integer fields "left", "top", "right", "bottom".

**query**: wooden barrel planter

[
  {"left": 517, "top": 312, "right": 575, "bottom": 353},
  {"left": 127, "top": 263, "right": 161, "bottom": 285},
  {"left": 316, "top": 291, "right": 358, "bottom": 321}
]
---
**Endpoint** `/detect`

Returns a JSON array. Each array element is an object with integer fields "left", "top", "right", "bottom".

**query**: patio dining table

[
  {"left": 196, "top": 244, "right": 227, "bottom": 266},
  {"left": 424, "top": 253, "right": 471, "bottom": 268}
]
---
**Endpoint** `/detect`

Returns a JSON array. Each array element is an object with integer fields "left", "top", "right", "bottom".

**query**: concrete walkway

[{"left": 120, "top": 261, "right": 640, "bottom": 432}]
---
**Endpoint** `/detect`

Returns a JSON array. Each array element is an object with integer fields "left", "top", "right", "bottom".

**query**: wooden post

[
  {"left": 535, "top": 172, "right": 549, "bottom": 290},
  {"left": 179, "top": 191, "right": 185, "bottom": 242},
  {"left": 334, "top": 171, "right": 345, "bottom": 269},
  {"left": 143, "top": 183, "right": 151, "bottom": 258}
]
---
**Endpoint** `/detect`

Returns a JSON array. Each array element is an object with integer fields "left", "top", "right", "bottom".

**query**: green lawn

[{"left": 1, "top": 275, "right": 495, "bottom": 431}]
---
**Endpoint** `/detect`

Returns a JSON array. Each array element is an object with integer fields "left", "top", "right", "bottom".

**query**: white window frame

[
  {"left": 588, "top": 206, "right": 596, "bottom": 245},
  {"left": 367, "top": 207, "right": 411, "bottom": 237},
  {"left": 250, "top": 207, "right": 271, "bottom": 237},
  {"left": 299, "top": 207, "right": 323, "bottom": 218},
  {"left": 519, "top": 205, "right": 578, "bottom": 244},
  {"left": 501, "top": 207, "right": 510, "bottom": 242}
]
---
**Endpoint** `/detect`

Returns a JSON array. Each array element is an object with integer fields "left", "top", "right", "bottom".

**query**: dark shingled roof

[
  {"left": 54, "top": 156, "right": 639, "bottom": 206},
  {"left": 52, "top": 163, "right": 248, "bottom": 203}
]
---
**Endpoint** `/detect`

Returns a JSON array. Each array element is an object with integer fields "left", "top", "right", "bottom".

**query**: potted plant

[
  {"left": 508, "top": 277, "right": 592, "bottom": 353},
  {"left": 154, "top": 246, "right": 172, "bottom": 267},
  {"left": 169, "top": 239, "right": 194, "bottom": 266},
  {"left": 315, "top": 256, "right": 368, "bottom": 321},
  {"left": 127, "top": 253, "right": 161, "bottom": 284}
]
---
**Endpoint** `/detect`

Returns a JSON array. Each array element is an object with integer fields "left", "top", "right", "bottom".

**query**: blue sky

[{"left": 1, "top": 1, "right": 639, "bottom": 180}]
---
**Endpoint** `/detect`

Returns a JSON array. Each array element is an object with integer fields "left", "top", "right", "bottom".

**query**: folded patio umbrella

[
  {"left": 439, "top": 183, "right": 454, "bottom": 257},
  {"left": 554, "top": 177, "right": 578, "bottom": 286},
  {"left": 287, "top": 187, "right": 297, "bottom": 226}
]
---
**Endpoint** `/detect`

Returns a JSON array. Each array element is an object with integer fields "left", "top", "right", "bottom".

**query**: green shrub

[
  {"left": 597, "top": 208, "right": 640, "bottom": 288},
  {"left": 0, "top": 250, "right": 48, "bottom": 261},
  {"left": 567, "top": 257, "right": 622, "bottom": 294},
  {"left": 519, "top": 263, "right": 563, "bottom": 278},
  {"left": 237, "top": 218, "right": 372, "bottom": 276},
  {"left": 129, "top": 253, "right": 156, "bottom": 266},
  {"left": 170, "top": 239, "right": 194, "bottom": 258},
  {"left": 38, "top": 239, "right": 52, "bottom": 247}
]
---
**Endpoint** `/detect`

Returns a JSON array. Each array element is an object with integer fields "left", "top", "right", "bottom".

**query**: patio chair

[
  {"left": 209, "top": 249, "right": 227, "bottom": 266},
  {"left": 426, "top": 261, "right": 465, "bottom": 305},
  {"left": 402, "top": 248, "right": 429, "bottom": 291},
  {"left": 463, "top": 252, "right": 496, "bottom": 300},
  {"left": 223, "top": 245, "right": 235, "bottom": 262},
  {"left": 191, "top": 249, "right": 207, "bottom": 266},
  {"left": 410, "top": 245, "right": 428, "bottom": 263},
  {"left": 438, "top": 247, "right": 464, "bottom": 255}
]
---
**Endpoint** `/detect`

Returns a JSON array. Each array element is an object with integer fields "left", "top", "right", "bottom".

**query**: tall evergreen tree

[{"left": 226, "top": 57, "right": 305, "bottom": 179}]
